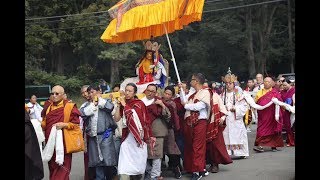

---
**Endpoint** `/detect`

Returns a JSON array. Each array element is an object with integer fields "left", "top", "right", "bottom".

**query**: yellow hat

[{"left": 222, "top": 67, "right": 237, "bottom": 83}]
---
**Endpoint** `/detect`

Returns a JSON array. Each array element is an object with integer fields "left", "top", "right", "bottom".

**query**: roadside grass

[{"left": 68, "top": 94, "right": 84, "bottom": 107}]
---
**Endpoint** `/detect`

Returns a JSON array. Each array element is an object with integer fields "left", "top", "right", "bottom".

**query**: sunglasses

[{"left": 50, "top": 92, "right": 60, "bottom": 96}]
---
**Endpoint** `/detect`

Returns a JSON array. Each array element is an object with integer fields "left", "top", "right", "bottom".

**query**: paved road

[{"left": 43, "top": 124, "right": 295, "bottom": 180}]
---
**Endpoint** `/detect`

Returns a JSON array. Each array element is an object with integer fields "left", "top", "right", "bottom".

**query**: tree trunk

[
  {"left": 288, "top": 0, "right": 294, "bottom": 73},
  {"left": 110, "top": 60, "right": 119, "bottom": 86},
  {"left": 256, "top": 5, "right": 277, "bottom": 75},
  {"left": 57, "top": 47, "right": 64, "bottom": 74},
  {"left": 257, "top": 28, "right": 264, "bottom": 74},
  {"left": 246, "top": 7, "right": 256, "bottom": 78},
  {"left": 50, "top": 47, "right": 55, "bottom": 72}
]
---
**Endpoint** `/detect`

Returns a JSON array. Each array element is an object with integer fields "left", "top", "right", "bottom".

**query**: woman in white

[{"left": 221, "top": 72, "right": 249, "bottom": 158}]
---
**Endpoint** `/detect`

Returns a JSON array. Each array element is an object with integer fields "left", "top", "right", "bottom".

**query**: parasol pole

[{"left": 163, "top": 23, "right": 186, "bottom": 102}]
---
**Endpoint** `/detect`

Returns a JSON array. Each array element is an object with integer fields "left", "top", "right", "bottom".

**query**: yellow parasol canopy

[
  {"left": 101, "top": 0, "right": 205, "bottom": 43},
  {"left": 100, "top": 0, "right": 205, "bottom": 101}
]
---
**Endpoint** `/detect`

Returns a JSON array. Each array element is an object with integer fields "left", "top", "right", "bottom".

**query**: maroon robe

[
  {"left": 255, "top": 89, "right": 284, "bottom": 148},
  {"left": 281, "top": 87, "right": 295, "bottom": 146},
  {"left": 183, "top": 120, "right": 207, "bottom": 173},
  {"left": 174, "top": 97, "right": 186, "bottom": 134},
  {"left": 183, "top": 91, "right": 208, "bottom": 173},
  {"left": 145, "top": 97, "right": 164, "bottom": 124},
  {"left": 41, "top": 99, "right": 52, "bottom": 118},
  {"left": 206, "top": 102, "right": 232, "bottom": 165},
  {"left": 44, "top": 100, "right": 80, "bottom": 180},
  {"left": 121, "top": 98, "right": 152, "bottom": 146},
  {"left": 163, "top": 99, "right": 181, "bottom": 156},
  {"left": 163, "top": 99, "right": 180, "bottom": 131}
]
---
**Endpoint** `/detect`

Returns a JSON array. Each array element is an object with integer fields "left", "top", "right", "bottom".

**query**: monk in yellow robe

[{"left": 136, "top": 50, "right": 155, "bottom": 84}]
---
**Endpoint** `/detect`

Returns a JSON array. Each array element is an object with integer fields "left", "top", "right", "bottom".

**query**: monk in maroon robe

[
  {"left": 181, "top": 73, "right": 210, "bottom": 179},
  {"left": 162, "top": 86, "right": 183, "bottom": 178},
  {"left": 120, "top": 98, "right": 153, "bottom": 145},
  {"left": 206, "top": 90, "right": 232, "bottom": 173},
  {"left": 114, "top": 83, "right": 154, "bottom": 180},
  {"left": 42, "top": 85, "right": 81, "bottom": 180},
  {"left": 281, "top": 79, "right": 295, "bottom": 146},
  {"left": 254, "top": 77, "right": 284, "bottom": 152}
]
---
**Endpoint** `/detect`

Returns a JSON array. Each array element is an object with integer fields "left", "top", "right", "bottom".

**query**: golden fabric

[
  {"left": 139, "top": 58, "right": 153, "bottom": 73},
  {"left": 49, "top": 100, "right": 64, "bottom": 111},
  {"left": 255, "top": 88, "right": 272, "bottom": 102},
  {"left": 101, "top": 0, "right": 205, "bottom": 43}
]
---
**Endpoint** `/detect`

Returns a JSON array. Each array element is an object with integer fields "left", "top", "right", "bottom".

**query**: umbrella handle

[{"left": 163, "top": 23, "right": 186, "bottom": 102}]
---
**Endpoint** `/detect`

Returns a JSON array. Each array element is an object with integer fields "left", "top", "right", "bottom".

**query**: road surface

[{"left": 43, "top": 124, "right": 295, "bottom": 180}]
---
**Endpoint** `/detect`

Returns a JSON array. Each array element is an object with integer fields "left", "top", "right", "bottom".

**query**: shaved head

[
  {"left": 256, "top": 73, "right": 264, "bottom": 84},
  {"left": 52, "top": 85, "right": 65, "bottom": 93},
  {"left": 263, "top": 77, "right": 273, "bottom": 90},
  {"left": 51, "top": 85, "right": 65, "bottom": 103}
]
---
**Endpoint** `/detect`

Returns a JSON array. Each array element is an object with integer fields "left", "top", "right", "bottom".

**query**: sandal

[{"left": 253, "top": 146, "right": 264, "bottom": 152}]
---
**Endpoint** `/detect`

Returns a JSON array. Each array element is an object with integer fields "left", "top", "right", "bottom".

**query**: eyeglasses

[
  {"left": 145, "top": 89, "right": 156, "bottom": 93},
  {"left": 50, "top": 92, "right": 60, "bottom": 96}
]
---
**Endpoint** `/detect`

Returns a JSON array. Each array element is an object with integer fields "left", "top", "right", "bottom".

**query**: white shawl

[{"left": 42, "top": 126, "right": 64, "bottom": 165}]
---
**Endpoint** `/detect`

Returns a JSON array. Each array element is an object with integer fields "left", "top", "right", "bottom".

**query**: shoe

[
  {"left": 271, "top": 147, "right": 278, "bottom": 152},
  {"left": 174, "top": 166, "right": 182, "bottom": 179},
  {"left": 253, "top": 146, "right": 264, "bottom": 152},
  {"left": 191, "top": 173, "right": 202, "bottom": 180},
  {"left": 200, "top": 169, "right": 209, "bottom": 176},
  {"left": 209, "top": 164, "right": 219, "bottom": 173},
  {"left": 151, "top": 176, "right": 164, "bottom": 180},
  {"left": 240, "top": 156, "right": 247, "bottom": 159}
]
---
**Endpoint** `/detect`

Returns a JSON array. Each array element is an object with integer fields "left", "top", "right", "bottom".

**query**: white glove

[{"left": 149, "top": 65, "right": 155, "bottom": 68}]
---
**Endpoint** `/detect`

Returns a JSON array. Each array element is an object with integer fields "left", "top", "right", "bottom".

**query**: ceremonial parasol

[{"left": 101, "top": 0, "right": 205, "bottom": 88}]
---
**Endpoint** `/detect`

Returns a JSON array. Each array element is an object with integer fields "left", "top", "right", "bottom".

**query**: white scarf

[
  {"left": 132, "top": 109, "right": 144, "bottom": 140},
  {"left": 272, "top": 98, "right": 295, "bottom": 127},
  {"left": 241, "top": 91, "right": 280, "bottom": 122},
  {"left": 42, "top": 126, "right": 64, "bottom": 165},
  {"left": 30, "top": 119, "right": 45, "bottom": 157}
]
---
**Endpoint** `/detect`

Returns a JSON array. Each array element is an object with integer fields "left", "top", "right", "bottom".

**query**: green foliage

[
  {"left": 25, "top": 0, "right": 295, "bottom": 86},
  {"left": 98, "top": 43, "right": 138, "bottom": 61},
  {"left": 25, "top": 70, "right": 84, "bottom": 94}
]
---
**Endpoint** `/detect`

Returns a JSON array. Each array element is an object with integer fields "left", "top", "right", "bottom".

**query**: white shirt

[
  {"left": 27, "top": 102, "right": 43, "bottom": 121},
  {"left": 184, "top": 89, "right": 209, "bottom": 120},
  {"left": 141, "top": 97, "right": 154, "bottom": 106},
  {"left": 252, "top": 83, "right": 264, "bottom": 99}
]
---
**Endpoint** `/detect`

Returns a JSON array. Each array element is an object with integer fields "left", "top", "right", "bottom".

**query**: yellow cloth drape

[
  {"left": 101, "top": 0, "right": 205, "bottom": 43},
  {"left": 139, "top": 58, "right": 153, "bottom": 73},
  {"left": 255, "top": 88, "right": 272, "bottom": 102}
]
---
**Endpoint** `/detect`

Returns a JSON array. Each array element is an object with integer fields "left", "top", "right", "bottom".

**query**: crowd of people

[{"left": 25, "top": 70, "right": 295, "bottom": 180}]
